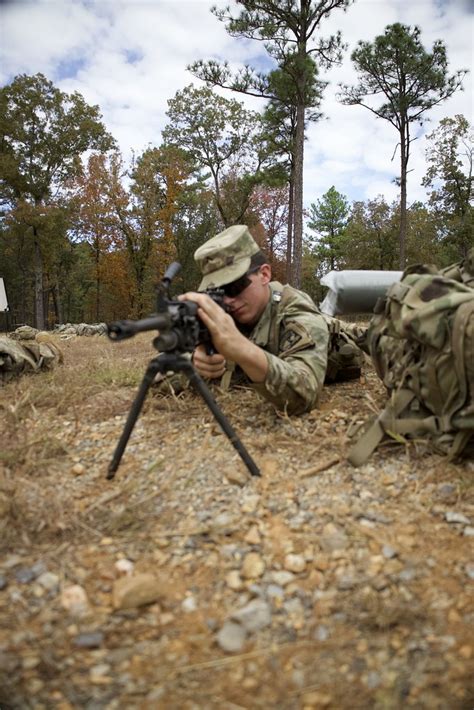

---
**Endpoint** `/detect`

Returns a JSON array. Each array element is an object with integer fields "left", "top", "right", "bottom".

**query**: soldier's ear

[{"left": 260, "top": 263, "right": 272, "bottom": 285}]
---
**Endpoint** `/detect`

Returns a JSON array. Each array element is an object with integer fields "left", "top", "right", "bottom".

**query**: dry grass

[{"left": 0, "top": 333, "right": 156, "bottom": 548}]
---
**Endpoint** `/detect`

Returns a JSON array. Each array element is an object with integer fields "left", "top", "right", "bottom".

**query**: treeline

[{"left": 0, "top": 7, "right": 472, "bottom": 328}]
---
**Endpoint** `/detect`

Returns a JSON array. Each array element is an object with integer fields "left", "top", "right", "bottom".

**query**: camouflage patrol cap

[{"left": 195, "top": 225, "right": 260, "bottom": 290}]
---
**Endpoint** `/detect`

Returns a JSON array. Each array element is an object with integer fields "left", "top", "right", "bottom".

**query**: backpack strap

[
  {"left": 447, "top": 430, "right": 473, "bottom": 460},
  {"left": 451, "top": 299, "right": 474, "bottom": 412},
  {"left": 220, "top": 359, "right": 236, "bottom": 391},
  {"left": 347, "top": 388, "right": 415, "bottom": 466},
  {"left": 267, "top": 287, "right": 290, "bottom": 354},
  {"left": 219, "top": 287, "right": 288, "bottom": 390}
]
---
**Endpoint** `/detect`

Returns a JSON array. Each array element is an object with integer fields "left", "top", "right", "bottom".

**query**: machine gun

[{"left": 106, "top": 262, "right": 260, "bottom": 479}]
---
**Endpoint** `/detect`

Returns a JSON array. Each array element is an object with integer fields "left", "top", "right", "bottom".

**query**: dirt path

[{"left": 0, "top": 335, "right": 473, "bottom": 709}]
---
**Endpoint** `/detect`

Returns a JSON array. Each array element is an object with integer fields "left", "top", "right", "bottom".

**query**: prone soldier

[{"left": 180, "top": 225, "right": 330, "bottom": 415}]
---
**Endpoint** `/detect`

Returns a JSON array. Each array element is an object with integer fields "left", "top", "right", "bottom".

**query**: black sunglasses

[{"left": 222, "top": 266, "right": 261, "bottom": 298}]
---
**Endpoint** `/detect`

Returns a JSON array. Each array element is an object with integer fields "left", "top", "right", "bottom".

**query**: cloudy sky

[{"left": 1, "top": 0, "right": 472, "bottom": 211}]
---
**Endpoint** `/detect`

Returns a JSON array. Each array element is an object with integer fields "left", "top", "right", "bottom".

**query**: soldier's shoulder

[{"left": 276, "top": 283, "right": 321, "bottom": 315}]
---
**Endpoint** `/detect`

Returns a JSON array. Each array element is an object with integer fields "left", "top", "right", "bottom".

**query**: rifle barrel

[{"left": 107, "top": 314, "right": 171, "bottom": 341}]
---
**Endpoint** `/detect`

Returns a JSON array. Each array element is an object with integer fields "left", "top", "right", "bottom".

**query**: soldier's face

[{"left": 223, "top": 264, "right": 272, "bottom": 325}]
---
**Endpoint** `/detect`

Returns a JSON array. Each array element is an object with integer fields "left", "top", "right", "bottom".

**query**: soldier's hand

[
  {"left": 192, "top": 344, "right": 226, "bottom": 380},
  {"left": 179, "top": 292, "right": 244, "bottom": 360},
  {"left": 180, "top": 292, "right": 268, "bottom": 383}
]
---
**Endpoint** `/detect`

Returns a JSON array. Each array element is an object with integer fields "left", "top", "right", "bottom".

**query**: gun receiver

[{"left": 106, "top": 262, "right": 260, "bottom": 479}]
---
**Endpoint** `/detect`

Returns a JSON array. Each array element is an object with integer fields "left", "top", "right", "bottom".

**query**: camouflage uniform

[
  {"left": 194, "top": 225, "right": 329, "bottom": 415},
  {"left": 225, "top": 281, "right": 329, "bottom": 415}
]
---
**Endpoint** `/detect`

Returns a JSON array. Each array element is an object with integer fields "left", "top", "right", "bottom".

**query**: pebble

[
  {"left": 382, "top": 544, "right": 397, "bottom": 559},
  {"left": 60, "top": 585, "right": 89, "bottom": 616},
  {"left": 320, "top": 523, "right": 349, "bottom": 552},
  {"left": 37, "top": 572, "right": 60, "bottom": 593},
  {"left": 445, "top": 511, "right": 470, "bottom": 525},
  {"left": 225, "top": 570, "right": 243, "bottom": 591},
  {"left": 241, "top": 494, "right": 260, "bottom": 514},
  {"left": 463, "top": 527, "right": 474, "bottom": 537},
  {"left": 146, "top": 687, "right": 165, "bottom": 702},
  {"left": 212, "top": 512, "right": 236, "bottom": 532},
  {"left": 112, "top": 573, "right": 162, "bottom": 610},
  {"left": 25, "top": 679, "right": 44, "bottom": 694},
  {"left": 266, "top": 584, "right": 284, "bottom": 600},
  {"left": 371, "top": 575, "right": 389, "bottom": 591},
  {"left": 14, "top": 567, "right": 37, "bottom": 584},
  {"left": 244, "top": 525, "right": 261, "bottom": 545},
  {"left": 231, "top": 599, "right": 272, "bottom": 632},
  {"left": 337, "top": 574, "right": 356, "bottom": 590},
  {"left": 73, "top": 632, "right": 104, "bottom": 649},
  {"left": 302, "top": 690, "right": 331, "bottom": 706},
  {"left": 181, "top": 595, "right": 197, "bottom": 612},
  {"left": 1, "top": 555, "right": 23, "bottom": 569},
  {"left": 0, "top": 574, "right": 7, "bottom": 590},
  {"left": 90, "top": 663, "right": 111, "bottom": 684},
  {"left": 226, "top": 469, "right": 249, "bottom": 487},
  {"left": 269, "top": 571, "right": 295, "bottom": 587},
  {"left": 366, "top": 671, "right": 381, "bottom": 689},
  {"left": 22, "top": 655, "right": 40, "bottom": 670},
  {"left": 314, "top": 625, "right": 330, "bottom": 641},
  {"left": 284, "top": 597, "right": 304, "bottom": 617},
  {"left": 114, "top": 559, "right": 134, "bottom": 576},
  {"left": 241, "top": 552, "right": 265, "bottom": 579},
  {"left": 216, "top": 621, "right": 247, "bottom": 653},
  {"left": 465, "top": 563, "right": 474, "bottom": 580},
  {"left": 0, "top": 492, "right": 11, "bottom": 517},
  {"left": 284, "top": 554, "right": 306, "bottom": 573},
  {"left": 72, "top": 463, "right": 86, "bottom": 476},
  {"left": 437, "top": 483, "right": 457, "bottom": 500}
]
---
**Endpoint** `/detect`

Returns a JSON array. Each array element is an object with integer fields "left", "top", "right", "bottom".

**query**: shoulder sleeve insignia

[{"left": 279, "top": 321, "right": 314, "bottom": 355}]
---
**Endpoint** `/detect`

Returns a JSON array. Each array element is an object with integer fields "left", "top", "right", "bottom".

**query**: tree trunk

[
  {"left": 19, "top": 261, "right": 27, "bottom": 324},
  {"left": 53, "top": 283, "right": 64, "bottom": 324},
  {"left": 292, "top": 101, "right": 305, "bottom": 287},
  {"left": 33, "top": 229, "right": 45, "bottom": 330},
  {"left": 399, "top": 124, "right": 408, "bottom": 269},
  {"left": 96, "top": 251, "right": 100, "bottom": 322},
  {"left": 286, "top": 172, "right": 294, "bottom": 283}
]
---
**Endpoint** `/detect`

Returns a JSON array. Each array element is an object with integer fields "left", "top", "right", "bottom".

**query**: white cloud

[{"left": 0, "top": 0, "right": 472, "bottom": 209}]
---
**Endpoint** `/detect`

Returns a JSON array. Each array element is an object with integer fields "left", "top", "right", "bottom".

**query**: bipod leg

[
  {"left": 107, "top": 356, "right": 164, "bottom": 479},
  {"left": 179, "top": 359, "right": 260, "bottom": 477}
]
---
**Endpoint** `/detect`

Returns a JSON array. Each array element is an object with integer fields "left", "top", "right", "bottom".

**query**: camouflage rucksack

[{"left": 348, "top": 249, "right": 474, "bottom": 466}]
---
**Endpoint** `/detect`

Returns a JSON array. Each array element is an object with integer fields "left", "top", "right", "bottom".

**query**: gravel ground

[{"left": 0, "top": 335, "right": 473, "bottom": 709}]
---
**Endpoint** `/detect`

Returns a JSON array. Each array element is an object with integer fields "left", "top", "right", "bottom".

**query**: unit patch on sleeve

[{"left": 279, "top": 321, "right": 314, "bottom": 355}]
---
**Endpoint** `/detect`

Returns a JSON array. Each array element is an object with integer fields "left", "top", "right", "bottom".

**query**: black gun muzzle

[{"left": 107, "top": 314, "right": 171, "bottom": 341}]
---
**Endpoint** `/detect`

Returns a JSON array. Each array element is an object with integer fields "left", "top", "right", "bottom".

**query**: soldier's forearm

[
  {"left": 253, "top": 351, "right": 325, "bottom": 414},
  {"left": 233, "top": 340, "right": 269, "bottom": 383}
]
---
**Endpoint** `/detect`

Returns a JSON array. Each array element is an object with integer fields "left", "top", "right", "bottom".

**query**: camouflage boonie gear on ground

[
  {"left": 349, "top": 248, "right": 474, "bottom": 466},
  {"left": 0, "top": 332, "right": 63, "bottom": 384}
]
